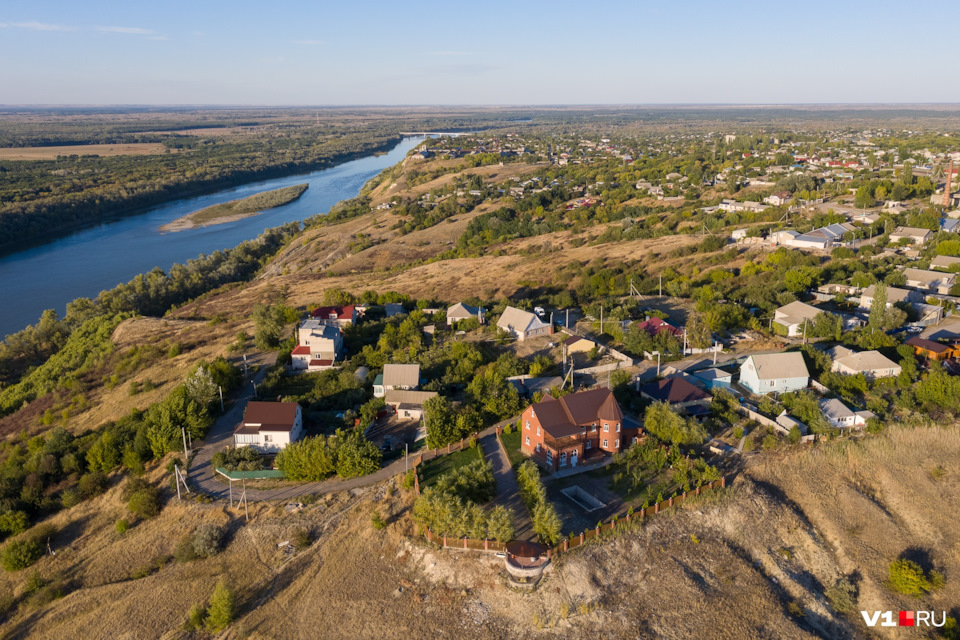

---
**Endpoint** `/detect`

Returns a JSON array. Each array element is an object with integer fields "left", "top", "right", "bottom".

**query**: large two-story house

[
  {"left": 519, "top": 388, "right": 635, "bottom": 472},
  {"left": 310, "top": 305, "right": 358, "bottom": 328},
  {"left": 291, "top": 319, "right": 343, "bottom": 372}
]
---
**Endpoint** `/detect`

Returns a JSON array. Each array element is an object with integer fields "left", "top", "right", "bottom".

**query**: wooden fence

[
  {"left": 420, "top": 476, "right": 728, "bottom": 559},
  {"left": 410, "top": 431, "right": 482, "bottom": 496}
]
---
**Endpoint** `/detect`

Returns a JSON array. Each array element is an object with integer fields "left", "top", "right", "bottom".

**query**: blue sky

[{"left": 1, "top": 0, "right": 957, "bottom": 105}]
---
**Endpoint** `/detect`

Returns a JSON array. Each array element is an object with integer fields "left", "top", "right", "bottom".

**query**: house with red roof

[
  {"left": 310, "top": 305, "right": 357, "bottom": 328},
  {"left": 520, "top": 388, "right": 636, "bottom": 472},
  {"left": 636, "top": 316, "right": 682, "bottom": 338}
]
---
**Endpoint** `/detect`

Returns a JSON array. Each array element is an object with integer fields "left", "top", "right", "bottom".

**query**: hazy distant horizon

[{"left": 2, "top": 0, "right": 958, "bottom": 105}]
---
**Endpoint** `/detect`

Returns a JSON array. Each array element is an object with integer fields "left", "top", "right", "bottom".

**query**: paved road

[
  {"left": 188, "top": 361, "right": 508, "bottom": 503},
  {"left": 479, "top": 429, "right": 534, "bottom": 541}
]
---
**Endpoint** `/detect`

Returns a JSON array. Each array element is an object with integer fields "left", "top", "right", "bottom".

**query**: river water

[{"left": 0, "top": 137, "right": 424, "bottom": 338}]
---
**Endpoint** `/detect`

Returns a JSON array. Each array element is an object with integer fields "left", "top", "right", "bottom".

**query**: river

[{"left": 0, "top": 136, "right": 424, "bottom": 339}]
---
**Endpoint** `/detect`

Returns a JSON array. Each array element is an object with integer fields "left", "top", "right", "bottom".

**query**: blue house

[
  {"left": 739, "top": 353, "right": 809, "bottom": 395},
  {"left": 692, "top": 367, "right": 733, "bottom": 390}
]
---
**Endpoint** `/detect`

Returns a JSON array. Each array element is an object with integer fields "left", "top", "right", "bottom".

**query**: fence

[
  {"left": 419, "top": 476, "right": 729, "bottom": 559},
  {"left": 410, "top": 431, "right": 483, "bottom": 496},
  {"left": 215, "top": 468, "right": 286, "bottom": 480}
]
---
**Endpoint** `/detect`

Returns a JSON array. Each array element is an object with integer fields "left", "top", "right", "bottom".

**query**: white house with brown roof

[
  {"left": 233, "top": 401, "right": 303, "bottom": 452},
  {"left": 739, "top": 352, "right": 809, "bottom": 395},
  {"left": 497, "top": 306, "right": 553, "bottom": 341}
]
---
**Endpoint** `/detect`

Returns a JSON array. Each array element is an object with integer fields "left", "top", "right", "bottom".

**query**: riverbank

[{"left": 159, "top": 183, "right": 309, "bottom": 232}]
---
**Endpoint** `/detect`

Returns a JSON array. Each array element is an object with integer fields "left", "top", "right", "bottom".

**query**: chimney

[{"left": 944, "top": 159, "right": 954, "bottom": 208}]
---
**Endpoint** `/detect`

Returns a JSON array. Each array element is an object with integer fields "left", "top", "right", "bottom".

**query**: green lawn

[
  {"left": 417, "top": 443, "right": 484, "bottom": 487},
  {"left": 499, "top": 428, "right": 527, "bottom": 469}
]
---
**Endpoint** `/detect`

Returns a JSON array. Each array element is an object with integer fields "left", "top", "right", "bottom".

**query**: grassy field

[
  {"left": 0, "top": 142, "right": 169, "bottom": 160},
  {"left": 161, "top": 183, "right": 309, "bottom": 231},
  {"left": 417, "top": 443, "right": 484, "bottom": 487}
]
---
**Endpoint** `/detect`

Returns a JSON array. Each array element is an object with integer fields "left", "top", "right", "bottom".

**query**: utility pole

[
  {"left": 181, "top": 427, "right": 189, "bottom": 466},
  {"left": 252, "top": 381, "right": 258, "bottom": 398},
  {"left": 600, "top": 305, "right": 603, "bottom": 335},
  {"left": 405, "top": 443, "right": 409, "bottom": 475},
  {"left": 659, "top": 274, "right": 663, "bottom": 298},
  {"left": 219, "top": 385, "right": 224, "bottom": 413}
]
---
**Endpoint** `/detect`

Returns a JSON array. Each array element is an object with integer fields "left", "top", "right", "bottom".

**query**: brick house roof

[
  {"left": 639, "top": 377, "right": 710, "bottom": 404},
  {"left": 236, "top": 401, "right": 299, "bottom": 434},
  {"left": 530, "top": 388, "right": 623, "bottom": 439}
]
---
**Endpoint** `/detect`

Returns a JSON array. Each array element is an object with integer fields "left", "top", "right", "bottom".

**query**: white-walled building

[{"left": 233, "top": 402, "right": 303, "bottom": 453}]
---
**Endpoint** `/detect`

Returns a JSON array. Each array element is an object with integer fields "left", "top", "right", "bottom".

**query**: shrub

[
  {"left": 293, "top": 528, "right": 312, "bottom": 551},
  {"left": 888, "top": 559, "right": 935, "bottom": 597},
  {"left": 503, "top": 423, "right": 513, "bottom": 435},
  {"left": 0, "top": 511, "right": 30, "bottom": 538},
  {"left": 128, "top": 487, "right": 161, "bottom": 519},
  {"left": 115, "top": 519, "right": 130, "bottom": 534},
  {"left": 185, "top": 602, "right": 207, "bottom": 631},
  {"left": 205, "top": 580, "right": 236, "bottom": 632},
  {"left": 732, "top": 425, "right": 744, "bottom": 440},
  {"left": 371, "top": 511, "right": 386, "bottom": 530},
  {"left": 825, "top": 578, "right": 856, "bottom": 613},
  {"left": 742, "top": 436, "right": 755, "bottom": 452},
  {"left": 191, "top": 524, "right": 225, "bottom": 558},
  {"left": 78, "top": 471, "right": 108, "bottom": 498},
  {"left": 401, "top": 469, "right": 416, "bottom": 490},
  {"left": 1, "top": 539, "right": 43, "bottom": 572},
  {"left": 59, "top": 489, "right": 80, "bottom": 509},
  {"left": 174, "top": 537, "right": 198, "bottom": 564}
]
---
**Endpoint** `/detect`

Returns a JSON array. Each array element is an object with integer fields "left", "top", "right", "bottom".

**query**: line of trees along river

[{"left": 0, "top": 136, "right": 424, "bottom": 345}]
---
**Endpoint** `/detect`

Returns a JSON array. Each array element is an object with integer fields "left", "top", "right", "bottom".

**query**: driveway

[{"left": 479, "top": 427, "right": 535, "bottom": 541}]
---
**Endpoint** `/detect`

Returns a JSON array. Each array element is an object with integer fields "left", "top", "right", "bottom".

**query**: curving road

[{"left": 186, "top": 354, "right": 512, "bottom": 503}]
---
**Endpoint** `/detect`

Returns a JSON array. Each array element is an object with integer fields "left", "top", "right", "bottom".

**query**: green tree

[
  {"left": 275, "top": 436, "right": 337, "bottom": 480},
  {"left": 685, "top": 313, "right": 712, "bottom": 349},
  {"left": 643, "top": 402, "right": 707, "bottom": 445},
  {"left": 532, "top": 502, "right": 562, "bottom": 545},
  {"left": 887, "top": 559, "right": 933, "bottom": 597},
  {"left": 252, "top": 303, "right": 285, "bottom": 350},
  {"left": 205, "top": 580, "right": 236, "bottom": 632},
  {"left": 486, "top": 505, "right": 516, "bottom": 542},
  {"left": 868, "top": 282, "right": 887, "bottom": 331},
  {"left": 334, "top": 429, "right": 382, "bottom": 478}
]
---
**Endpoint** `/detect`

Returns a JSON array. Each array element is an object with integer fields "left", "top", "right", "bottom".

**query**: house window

[
  {"left": 525, "top": 436, "right": 530, "bottom": 446},
  {"left": 585, "top": 440, "right": 592, "bottom": 450},
  {"left": 546, "top": 450, "right": 553, "bottom": 463},
  {"left": 264, "top": 434, "right": 272, "bottom": 443},
  {"left": 536, "top": 427, "right": 540, "bottom": 436},
  {"left": 559, "top": 452, "right": 567, "bottom": 466},
  {"left": 590, "top": 424, "right": 597, "bottom": 432},
  {"left": 615, "top": 439, "right": 619, "bottom": 449},
  {"left": 526, "top": 421, "right": 530, "bottom": 430},
  {"left": 616, "top": 423, "right": 621, "bottom": 432},
  {"left": 602, "top": 439, "right": 608, "bottom": 448},
  {"left": 535, "top": 443, "right": 541, "bottom": 452},
  {"left": 604, "top": 423, "right": 609, "bottom": 432}
]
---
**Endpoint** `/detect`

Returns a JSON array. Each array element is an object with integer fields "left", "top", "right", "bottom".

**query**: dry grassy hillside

[{"left": 3, "top": 425, "right": 956, "bottom": 639}]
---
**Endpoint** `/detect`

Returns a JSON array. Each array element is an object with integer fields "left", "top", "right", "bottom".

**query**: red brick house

[{"left": 519, "top": 388, "right": 637, "bottom": 472}]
